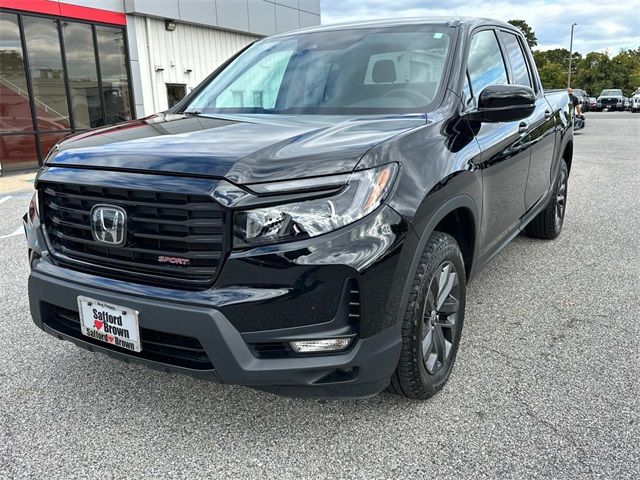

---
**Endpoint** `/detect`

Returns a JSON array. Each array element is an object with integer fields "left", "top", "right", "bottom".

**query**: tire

[
  {"left": 388, "top": 231, "right": 466, "bottom": 399},
  {"left": 524, "top": 159, "right": 568, "bottom": 239}
]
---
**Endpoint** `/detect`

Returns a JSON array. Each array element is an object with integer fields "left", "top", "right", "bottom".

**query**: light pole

[{"left": 567, "top": 22, "right": 577, "bottom": 88}]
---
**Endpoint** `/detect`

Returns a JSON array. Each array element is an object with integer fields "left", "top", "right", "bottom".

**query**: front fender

[{"left": 392, "top": 187, "right": 480, "bottom": 331}]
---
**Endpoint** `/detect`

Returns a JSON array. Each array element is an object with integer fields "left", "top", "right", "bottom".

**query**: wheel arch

[
  {"left": 395, "top": 195, "right": 479, "bottom": 327},
  {"left": 433, "top": 206, "right": 476, "bottom": 281},
  {"left": 563, "top": 139, "right": 574, "bottom": 174}
]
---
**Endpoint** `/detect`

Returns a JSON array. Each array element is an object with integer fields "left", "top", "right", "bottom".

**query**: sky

[{"left": 321, "top": 0, "right": 640, "bottom": 55}]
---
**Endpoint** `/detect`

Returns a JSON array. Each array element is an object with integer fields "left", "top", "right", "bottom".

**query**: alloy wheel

[
  {"left": 555, "top": 168, "right": 567, "bottom": 230},
  {"left": 421, "top": 261, "right": 460, "bottom": 375}
]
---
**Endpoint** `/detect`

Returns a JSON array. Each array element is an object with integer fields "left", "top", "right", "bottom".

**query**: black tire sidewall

[
  {"left": 550, "top": 160, "right": 569, "bottom": 236},
  {"left": 411, "top": 235, "right": 467, "bottom": 394}
]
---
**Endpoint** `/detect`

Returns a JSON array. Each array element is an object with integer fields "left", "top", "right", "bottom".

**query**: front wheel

[
  {"left": 524, "top": 159, "right": 569, "bottom": 239},
  {"left": 388, "top": 232, "right": 466, "bottom": 399}
]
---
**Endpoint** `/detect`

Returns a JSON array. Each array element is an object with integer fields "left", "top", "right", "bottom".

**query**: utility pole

[{"left": 567, "top": 23, "right": 577, "bottom": 88}]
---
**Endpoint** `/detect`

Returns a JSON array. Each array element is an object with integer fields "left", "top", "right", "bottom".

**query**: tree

[
  {"left": 610, "top": 50, "right": 640, "bottom": 95},
  {"left": 508, "top": 19, "right": 538, "bottom": 48},
  {"left": 538, "top": 62, "right": 566, "bottom": 89},
  {"left": 573, "top": 50, "right": 640, "bottom": 95},
  {"left": 534, "top": 48, "right": 580, "bottom": 67}
]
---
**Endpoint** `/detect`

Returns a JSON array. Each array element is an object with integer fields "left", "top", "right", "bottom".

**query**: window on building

[
  {"left": 0, "top": 12, "right": 33, "bottom": 133},
  {"left": 0, "top": 12, "right": 39, "bottom": 170},
  {"left": 0, "top": 11, "right": 134, "bottom": 172},
  {"left": 467, "top": 30, "right": 508, "bottom": 99},
  {"left": 252, "top": 91, "right": 264, "bottom": 108},
  {"left": 95, "top": 25, "right": 132, "bottom": 124},
  {"left": 22, "top": 15, "right": 71, "bottom": 131},
  {"left": 166, "top": 84, "right": 186, "bottom": 108},
  {"left": 231, "top": 91, "right": 245, "bottom": 107},
  {"left": 61, "top": 21, "right": 102, "bottom": 129},
  {"left": 0, "top": 134, "right": 39, "bottom": 171}
]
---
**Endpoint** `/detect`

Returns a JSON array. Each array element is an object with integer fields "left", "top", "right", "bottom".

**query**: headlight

[
  {"left": 28, "top": 191, "right": 40, "bottom": 222},
  {"left": 233, "top": 163, "right": 398, "bottom": 248}
]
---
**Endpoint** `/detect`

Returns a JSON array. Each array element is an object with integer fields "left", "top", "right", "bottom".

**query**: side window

[
  {"left": 467, "top": 30, "right": 508, "bottom": 99},
  {"left": 500, "top": 32, "right": 532, "bottom": 88}
]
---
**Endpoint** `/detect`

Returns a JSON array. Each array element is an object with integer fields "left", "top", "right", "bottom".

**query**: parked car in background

[
  {"left": 24, "top": 18, "right": 574, "bottom": 400},
  {"left": 588, "top": 97, "right": 597, "bottom": 110},
  {"left": 596, "top": 89, "right": 625, "bottom": 111},
  {"left": 631, "top": 88, "right": 640, "bottom": 113},
  {"left": 572, "top": 88, "right": 589, "bottom": 111}
]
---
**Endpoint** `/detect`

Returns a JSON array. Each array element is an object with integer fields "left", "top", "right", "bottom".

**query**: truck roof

[{"left": 269, "top": 17, "right": 522, "bottom": 39}]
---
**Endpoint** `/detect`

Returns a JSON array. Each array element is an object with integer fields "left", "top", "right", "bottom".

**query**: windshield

[
  {"left": 601, "top": 89, "right": 622, "bottom": 96},
  {"left": 185, "top": 26, "right": 453, "bottom": 115}
]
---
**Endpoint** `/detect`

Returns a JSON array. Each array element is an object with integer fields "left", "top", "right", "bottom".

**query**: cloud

[{"left": 320, "top": 0, "right": 640, "bottom": 54}]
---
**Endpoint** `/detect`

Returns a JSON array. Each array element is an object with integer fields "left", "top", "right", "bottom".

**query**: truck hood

[{"left": 48, "top": 113, "right": 426, "bottom": 184}]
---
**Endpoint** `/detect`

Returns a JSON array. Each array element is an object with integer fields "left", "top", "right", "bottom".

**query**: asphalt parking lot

[{"left": 0, "top": 112, "right": 638, "bottom": 479}]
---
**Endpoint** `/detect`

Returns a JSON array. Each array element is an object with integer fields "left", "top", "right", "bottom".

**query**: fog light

[{"left": 290, "top": 338, "right": 352, "bottom": 353}]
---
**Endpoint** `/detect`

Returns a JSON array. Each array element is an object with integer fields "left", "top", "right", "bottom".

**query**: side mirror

[{"left": 468, "top": 84, "right": 536, "bottom": 122}]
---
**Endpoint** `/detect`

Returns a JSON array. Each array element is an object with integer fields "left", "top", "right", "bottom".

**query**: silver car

[{"left": 631, "top": 88, "right": 640, "bottom": 113}]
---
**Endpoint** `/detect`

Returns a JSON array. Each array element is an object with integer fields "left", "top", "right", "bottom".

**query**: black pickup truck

[{"left": 24, "top": 18, "right": 573, "bottom": 399}]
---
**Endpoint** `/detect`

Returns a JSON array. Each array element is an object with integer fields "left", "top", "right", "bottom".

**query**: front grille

[
  {"left": 40, "top": 182, "right": 226, "bottom": 289},
  {"left": 43, "top": 304, "right": 214, "bottom": 370},
  {"left": 601, "top": 98, "right": 618, "bottom": 105}
]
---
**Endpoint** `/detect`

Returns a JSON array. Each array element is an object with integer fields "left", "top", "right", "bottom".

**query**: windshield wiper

[{"left": 182, "top": 110, "right": 202, "bottom": 115}]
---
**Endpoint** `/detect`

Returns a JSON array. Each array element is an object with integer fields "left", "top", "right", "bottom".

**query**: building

[{"left": 0, "top": 0, "right": 321, "bottom": 173}]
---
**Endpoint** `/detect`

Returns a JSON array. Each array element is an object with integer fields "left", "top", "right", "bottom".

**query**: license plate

[{"left": 77, "top": 296, "right": 141, "bottom": 352}]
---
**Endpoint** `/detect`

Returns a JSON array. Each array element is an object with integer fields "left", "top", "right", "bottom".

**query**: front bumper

[
  {"left": 597, "top": 101, "right": 624, "bottom": 110},
  {"left": 26, "top": 204, "right": 413, "bottom": 398},
  {"left": 29, "top": 271, "right": 401, "bottom": 398}
]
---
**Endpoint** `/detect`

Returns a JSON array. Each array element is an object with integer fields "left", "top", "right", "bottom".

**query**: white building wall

[{"left": 131, "top": 15, "right": 259, "bottom": 116}]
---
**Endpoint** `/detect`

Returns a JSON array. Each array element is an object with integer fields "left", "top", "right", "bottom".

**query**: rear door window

[{"left": 499, "top": 32, "right": 532, "bottom": 88}]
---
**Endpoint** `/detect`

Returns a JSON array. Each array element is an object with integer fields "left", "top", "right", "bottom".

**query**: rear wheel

[
  {"left": 524, "top": 159, "right": 568, "bottom": 239},
  {"left": 388, "top": 232, "right": 466, "bottom": 399}
]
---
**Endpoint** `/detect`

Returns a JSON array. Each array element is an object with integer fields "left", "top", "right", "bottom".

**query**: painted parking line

[
  {"left": 0, "top": 196, "right": 13, "bottom": 205},
  {"left": 0, "top": 226, "right": 23, "bottom": 239}
]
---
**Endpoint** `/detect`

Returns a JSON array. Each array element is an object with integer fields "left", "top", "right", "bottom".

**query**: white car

[{"left": 631, "top": 88, "right": 640, "bottom": 113}]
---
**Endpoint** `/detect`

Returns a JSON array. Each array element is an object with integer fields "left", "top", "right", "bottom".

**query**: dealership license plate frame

[{"left": 77, "top": 296, "right": 142, "bottom": 352}]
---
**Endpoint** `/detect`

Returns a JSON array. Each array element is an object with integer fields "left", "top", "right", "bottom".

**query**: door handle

[
  {"left": 544, "top": 109, "right": 552, "bottom": 119},
  {"left": 518, "top": 121, "right": 528, "bottom": 135}
]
